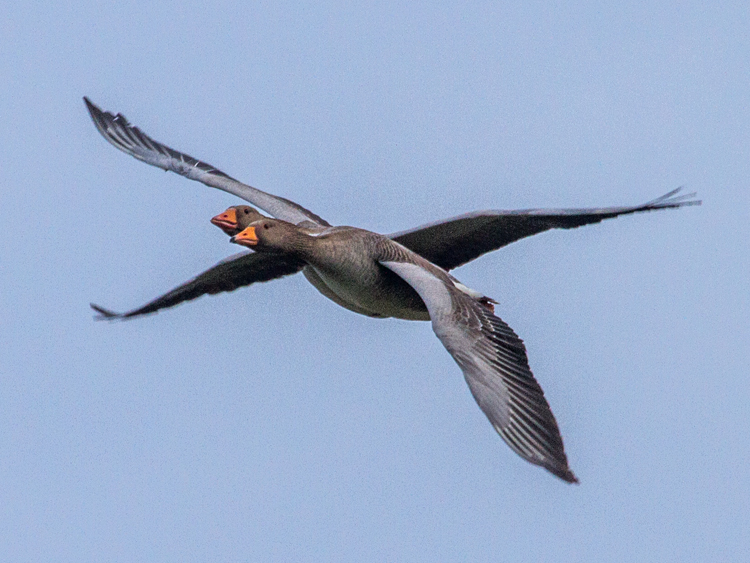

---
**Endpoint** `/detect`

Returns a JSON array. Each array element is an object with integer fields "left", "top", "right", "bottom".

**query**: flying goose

[
  {"left": 228, "top": 217, "right": 577, "bottom": 481},
  {"left": 85, "top": 98, "right": 700, "bottom": 481}
]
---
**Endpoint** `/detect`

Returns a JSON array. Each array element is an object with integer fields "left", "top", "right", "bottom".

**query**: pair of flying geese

[{"left": 86, "top": 98, "right": 700, "bottom": 483}]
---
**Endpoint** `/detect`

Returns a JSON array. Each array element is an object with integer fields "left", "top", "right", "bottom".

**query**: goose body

[{"left": 294, "top": 227, "right": 430, "bottom": 320}]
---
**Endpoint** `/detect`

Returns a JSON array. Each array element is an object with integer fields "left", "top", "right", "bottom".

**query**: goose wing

[
  {"left": 91, "top": 251, "right": 303, "bottom": 320},
  {"left": 380, "top": 259, "right": 577, "bottom": 483},
  {"left": 390, "top": 188, "right": 700, "bottom": 270},
  {"left": 84, "top": 97, "right": 330, "bottom": 227}
]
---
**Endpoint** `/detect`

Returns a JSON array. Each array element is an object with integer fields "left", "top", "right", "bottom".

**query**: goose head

[
  {"left": 210, "top": 205, "right": 265, "bottom": 235},
  {"left": 230, "top": 218, "right": 311, "bottom": 255}
]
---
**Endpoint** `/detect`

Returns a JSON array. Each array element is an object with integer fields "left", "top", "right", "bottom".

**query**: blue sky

[{"left": 2, "top": 2, "right": 748, "bottom": 561}]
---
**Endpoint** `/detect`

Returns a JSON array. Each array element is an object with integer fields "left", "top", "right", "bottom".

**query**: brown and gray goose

[
  {"left": 230, "top": 218, "right": 577, "bottom": 481},
  {"left": 85, "top": 97, "right": 701, "bottom": 482}
]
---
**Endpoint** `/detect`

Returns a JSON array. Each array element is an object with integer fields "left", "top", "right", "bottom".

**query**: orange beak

[
  {"left": 231, "top": 226, "right": 259, "bottom": 247},
  {"left": 210, "top": 208, "right": 239, "bottom": 234}
]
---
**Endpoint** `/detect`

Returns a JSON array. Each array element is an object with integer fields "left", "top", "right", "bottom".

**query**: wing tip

[
  {"left": 649, "top": 186, "right": 702, "bottom": 208},
  {"left": 83, "top": 96, "right": 106, "bottom": 123},
  {"left": 90, "top": 302, "right": 123, "bottom": 321},
  {"left": 550, "top": 465, "right": 580, "bottom": 484}
]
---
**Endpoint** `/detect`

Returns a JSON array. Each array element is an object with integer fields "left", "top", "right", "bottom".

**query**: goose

[
  {"left": 229, "top": 217, "right": 580, "bottom": 481},
  {"left": 85, "top": 98, "right": 700, "bottom": 482}
]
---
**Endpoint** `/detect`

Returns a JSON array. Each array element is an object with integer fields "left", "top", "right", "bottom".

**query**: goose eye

[
  {"left": 263, "top": 223, "right": 270, "bottom": 230},
  {"left": 244, "top": 209, "right": 250, "bottom": 214}
]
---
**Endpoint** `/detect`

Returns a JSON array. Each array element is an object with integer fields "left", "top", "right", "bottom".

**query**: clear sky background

[{"left": 2, "top": 2, "right": 748, "bottom": 561}]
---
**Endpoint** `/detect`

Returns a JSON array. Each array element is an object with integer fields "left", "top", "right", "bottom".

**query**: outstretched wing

[
  {"left": 91, "top": 251, "right": 304, "bottom": 320},
  {"left": 380, "top": 260, "right": 577, "bottom": 483},
  {"left": 390, "top": 188, "right": 700, "bottom": 270},
  {"left": 84, "top": 97, "right": 330, "bottom": 227}
]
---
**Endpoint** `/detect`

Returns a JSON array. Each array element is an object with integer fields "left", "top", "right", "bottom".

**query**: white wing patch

[{"left": 451, "top": 280, "right": 485, "bottom": 300}]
